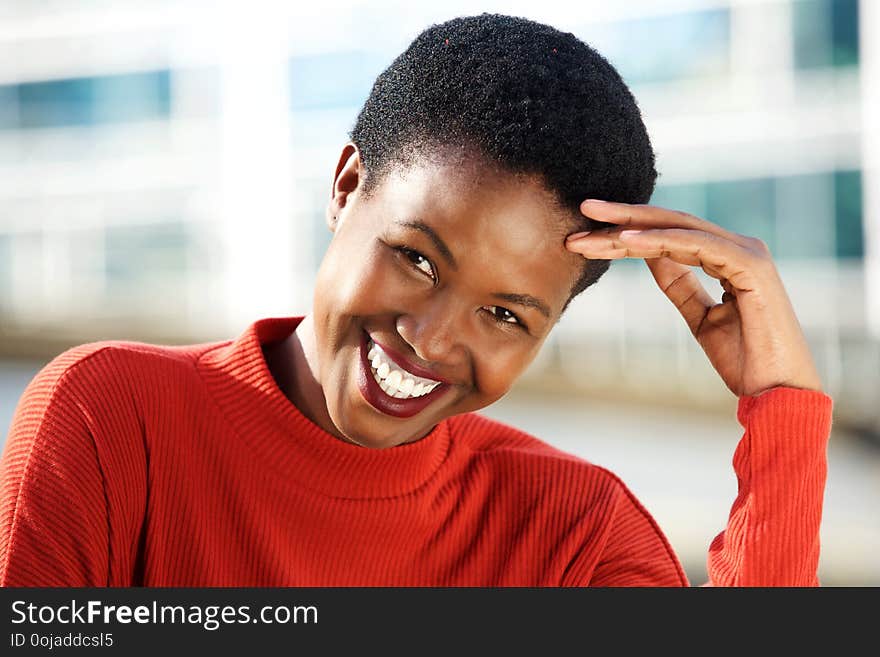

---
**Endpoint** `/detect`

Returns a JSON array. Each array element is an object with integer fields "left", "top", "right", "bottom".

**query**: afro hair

[{"left": 348, "top": 13, "right": 657, "bottom": 306}]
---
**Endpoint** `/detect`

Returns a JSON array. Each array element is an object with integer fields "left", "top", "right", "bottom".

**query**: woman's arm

[
  {"left": 566, "top": 200, "right": 833, "bottom": 586},
  {"left": 1, "top": 345, "right": 149, "bottom": 587},
  {"left": 706, "top": 387, "right": 832, "bottom": 586},
  {"left": 0, "top": 353, "right": 111, "bottom": 586}
]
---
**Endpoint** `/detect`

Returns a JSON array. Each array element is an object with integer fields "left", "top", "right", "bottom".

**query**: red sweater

[{"left": 0, "top": 317, "right": 833, "bottom": 587}]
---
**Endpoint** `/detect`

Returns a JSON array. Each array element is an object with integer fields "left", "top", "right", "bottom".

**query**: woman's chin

[
  {"left": 330, "top": 406, "right": 435, "bottom": 450},
  {"left": 334, "top": 428, "right": 408, "bottom": 450}
]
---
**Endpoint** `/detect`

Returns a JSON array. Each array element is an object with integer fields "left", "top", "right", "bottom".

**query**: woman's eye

[
  {"left": 400, "top": 248, "right": 435, "bottom": 280},
  {"left": 484, "top": 305, "right": 521, "bottom": 326}
]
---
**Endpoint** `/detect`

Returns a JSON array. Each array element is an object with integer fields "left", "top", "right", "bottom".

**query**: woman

[{"left": 0, "top": 14, "right": 831, "bottom": 586}]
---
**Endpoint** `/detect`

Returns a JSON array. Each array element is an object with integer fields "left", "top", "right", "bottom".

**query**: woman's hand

[{"left": 565, "top": 200, "right": 823, "bottom": 398}]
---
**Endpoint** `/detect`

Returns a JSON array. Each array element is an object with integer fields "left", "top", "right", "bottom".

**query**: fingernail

[
  {"left": 581, "top": 199, "right": 607, "bottom": 206},
  {"left": 567, "top": 231, "right": 591, "bottom": 241},
  {"left": 619, "top": 229, "right": 642, "bottom": 239}
]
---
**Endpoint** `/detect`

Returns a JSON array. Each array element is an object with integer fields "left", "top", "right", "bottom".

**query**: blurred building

[{"left": 0, "top": 0, "right": 877, "bottom": 433}]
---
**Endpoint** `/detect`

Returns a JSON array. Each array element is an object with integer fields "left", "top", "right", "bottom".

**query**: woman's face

[{"left": 308, "top": 143, "right": 585, "bottom": 449}]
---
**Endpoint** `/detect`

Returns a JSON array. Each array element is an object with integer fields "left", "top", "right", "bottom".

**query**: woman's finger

[
  {"left": 566, "top": 227, "right": 763, "bottom": 291},
  {"left": 576, "top": 199, "right": 755, "bottom": 249},
  {"left": 643, "top": 256, "right": 715, "bottom": 336}
]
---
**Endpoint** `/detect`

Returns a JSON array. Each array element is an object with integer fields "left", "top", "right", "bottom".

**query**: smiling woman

[
  {"left": 278, "top": 152, "right": 584, "bottom": 450},
  {"left": 0, "top": 13, "right": 832, "bottom": 587}
]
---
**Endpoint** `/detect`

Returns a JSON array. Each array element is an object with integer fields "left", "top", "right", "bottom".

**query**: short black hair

[{"left": 349, "top": 13, "right": 657, "bottom": 309}]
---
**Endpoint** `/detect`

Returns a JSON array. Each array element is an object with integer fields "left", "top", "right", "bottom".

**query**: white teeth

[
  {"left": 385, "top": 370, "right": 402, "bottom": 391},
  {"left": 365, "top": 338, "right": 444, "bottom": 400}
]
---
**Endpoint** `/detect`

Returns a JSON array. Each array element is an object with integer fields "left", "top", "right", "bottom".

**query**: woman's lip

[
  {"left": 368, "top": 335, "right": 452, "bottom": 384},
  {"left": 357, "top": 332, "right": 449, "bottom": 418}
]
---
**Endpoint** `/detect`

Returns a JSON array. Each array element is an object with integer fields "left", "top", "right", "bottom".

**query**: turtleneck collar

[{"left": 197, "top": 316, "right": 453, "bottom": 499}]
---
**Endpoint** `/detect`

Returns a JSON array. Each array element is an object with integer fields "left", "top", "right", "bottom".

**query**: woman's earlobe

[{"left": 327, "top": 213, "right": 346, "bottom": 233}]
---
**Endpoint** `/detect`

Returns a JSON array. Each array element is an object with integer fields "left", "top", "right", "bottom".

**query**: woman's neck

[{"left": 263, "top": 314, "right": 350, "bottom": 443}]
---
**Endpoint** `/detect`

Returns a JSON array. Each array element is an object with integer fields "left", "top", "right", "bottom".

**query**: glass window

[
  {"left": 774, "top": 172, "right": 835, "bottom": 259},
  {"left": 14, "top": 70, "right": 171, "bottom": 129},
  {"left": 0, "top": 85, "right": 19, "bottom": 130},
  {"left": 578, "top": 9, "right": 730, "bottom": 84},
  {"left": 794, "top": 0, "right": 859, "bottom": 69},
  {"left": 18, "top": 77, "right": 95, "bottom": 128},
  {"left": 831, "top": 0, "right": 859, "bottom": 67},
  {"left": 650, "top": 182, "right": 709, "bottom": 219},
  {"left": 104, "top": 221, "right": 189, "bottom": 290},
  {"left": 91, "top": 70, "right": 171, "bottom": 124},
  {"left": 652, "top": 178, "right": 777, "bottom": 253},
  {"left": 706, "top": 178, "right": 776, "bottom": 253},
  {"left": 651, "top": 172, "right": 863, "bottom": 261},
  {"left": 834, "top": 170, "right": 863, "bottom": 258},
  {"left": 290, "top": 51, "right": 388, "bottom": 111}
]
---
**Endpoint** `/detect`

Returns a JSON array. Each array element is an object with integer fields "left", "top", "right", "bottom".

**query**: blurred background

[{"left": 0, "top": 0, "right": 877, "bottom": 585}]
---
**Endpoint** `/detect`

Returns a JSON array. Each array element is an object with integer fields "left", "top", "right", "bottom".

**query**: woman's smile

[
  {"left": 367, "top": 336, "right": 447, "bottom": 397},
  {"left": 357, "top": 330, "right": 452, "bottom": 418}
]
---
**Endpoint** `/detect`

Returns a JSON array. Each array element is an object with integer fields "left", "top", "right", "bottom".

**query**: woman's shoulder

[
  {"left": 10, "top": 340, "right": 225, "bottom": 428},
  {"left": 6, "top": 337, "right": 227, "bottom": 481},
  {"left": 30, "top": 338, "right": 220, "bottom": 395},
  {"left": 445, "top": 411, "right": 623, "bottom": 491}
]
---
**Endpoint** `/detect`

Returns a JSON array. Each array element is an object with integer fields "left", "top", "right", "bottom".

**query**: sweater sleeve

[
  {"left": 0, "top": 351, "right": 112, "bottom": 586},
  {"left": 705, "top": 386, "right": 833, "bottom": 586}
]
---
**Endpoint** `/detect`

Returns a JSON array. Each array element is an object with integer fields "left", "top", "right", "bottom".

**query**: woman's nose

[{"left": 396, "top": 297, "right": 467, "bottom": 366}]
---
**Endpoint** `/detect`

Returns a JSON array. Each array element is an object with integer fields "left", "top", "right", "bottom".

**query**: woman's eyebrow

[{"left": 394, "top": 220, "right": 458, "bottom": 269}]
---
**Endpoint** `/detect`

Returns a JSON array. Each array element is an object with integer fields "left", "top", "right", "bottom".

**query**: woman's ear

[{"left": 326, "top": 142, "right": 362, "bottom": 232}]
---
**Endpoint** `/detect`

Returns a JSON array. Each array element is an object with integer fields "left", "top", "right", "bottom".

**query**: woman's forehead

[{"left": 379, "top": 157, "right": 571, "bottom": 229}]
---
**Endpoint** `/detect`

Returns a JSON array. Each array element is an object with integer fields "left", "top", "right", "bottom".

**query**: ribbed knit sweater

[{"left": 0, "top": 316, "right": 833, "bottom": 587}]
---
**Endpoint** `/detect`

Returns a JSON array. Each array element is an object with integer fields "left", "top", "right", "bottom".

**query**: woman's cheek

[
  {"left": 320, "top": 246, "right": 378, "bottom": 302},
  {"left": 337, "top": 256, "right": 412, "bottom": 314},
  {"left": 471, "top": 350, "right": 522, "bottom": 405}
]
